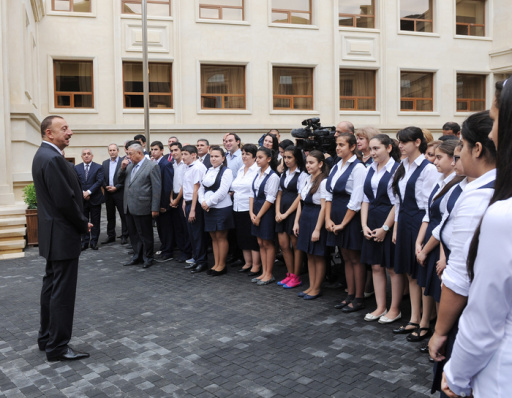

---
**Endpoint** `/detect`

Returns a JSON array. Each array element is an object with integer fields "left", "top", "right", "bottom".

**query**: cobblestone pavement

[{"left": 0, "top": 223, "right": 435, "bottom": 397}]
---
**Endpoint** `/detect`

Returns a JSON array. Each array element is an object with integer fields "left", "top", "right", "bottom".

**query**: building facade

[{"left": 0, "top": 0, "right": 511, "bottom": 258}]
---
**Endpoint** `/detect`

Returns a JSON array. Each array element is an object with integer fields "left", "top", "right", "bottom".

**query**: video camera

[{"left": 291, "top": 118, "right": 336, "bottom": 157}]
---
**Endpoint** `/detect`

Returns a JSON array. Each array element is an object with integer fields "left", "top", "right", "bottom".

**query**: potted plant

[{"left": 23, "top": 183, "right": 38, "bottom": 246}]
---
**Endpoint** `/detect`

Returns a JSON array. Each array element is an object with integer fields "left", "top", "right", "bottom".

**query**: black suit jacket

[
  {"left": 102, "top": 157, "right": 124, "bottom": 193},
  {"left": 156, "top": 157, "right": 174, "bottom": 209},
  {"left": 32, "top": 143, "right": 89, "bottom": 261},
  {"left": 200, "top": 154, "right": 212, "bottom": 169},
  {"left": 75, "top": 162, "right": 104, "bottom": 206}
]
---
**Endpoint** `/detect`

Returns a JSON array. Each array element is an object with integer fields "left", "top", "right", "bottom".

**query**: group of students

[{"left": 168, "top": 80, "right": 511, "bottom": 397}]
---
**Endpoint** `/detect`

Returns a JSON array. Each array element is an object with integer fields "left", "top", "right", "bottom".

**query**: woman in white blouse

[
  {"left": 230, "top": 144, "right": 261, "bottom": 275},
  {"left": 199, "top": 147, "right": 234, "bottom": 276},
  {"left": 293, "top": 150, "right": 329, "bottom": 300},
  {"left": 437, "top": 84, "right": 507, "bottom": 397},
  {"left": 325, "top": 133, "right": 366, "bottom": 312}
]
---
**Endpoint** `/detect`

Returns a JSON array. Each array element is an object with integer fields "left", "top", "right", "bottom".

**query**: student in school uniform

[
  {"left": 198, "top": 147, "right": 234, "bottom": 276},
  {"left": 359, "top": 134, "right": 403, "bottom": 323},
  {"left": 441, "top": 81, "right": 512, "bottom": 398},
  {"left": 169, "top": 142, "right": 193, "bottom": 263},
  {"left": 275, "top": 146, "right": 307, "bottom": 289},
  {"left": 230, "top": 144, "right": 261, "bottom": 276},
  {"left": 426, "top": 109, "right": 497, "bottom": 396},
  {"left": 391, "top": 127, "right": 439, "bottom": 338},
  {"left": 325, "top": 133, "right": 366, "bottom": 312},
  {"left": 293, "top": 150, "right": 329, "bottom": 300},
  {"left": 181, "top": 145, "right": 208, "bottom": 274},
  {"left": 249, "top": 147, "right": 280, "bottom": 285}
]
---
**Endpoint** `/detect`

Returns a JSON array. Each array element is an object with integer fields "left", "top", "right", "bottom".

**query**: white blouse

[
  {"left": 444, "top": 197, "right": 512, "bottom": 398},
  {"left": 324, "top": 155, "right": 366, "bottom": 211},
  {"left": 300, "top": 176, "right": 327, "bottom": 206},
  {"left": 230, "top": 163, "right": 259, "bottom": 212},
  {"left": 422, "top": 172, "right": 456, "bottom": 223},
  {"left": 362, "top": 157, "right": 397, "bottom": 205},
  {"left": 249, "top": 166, "right": 280, "bottom": 204},
  {"left": 278, "top": 168, "right": 308, "bottom": 192},
  {"left": 432, "top": 178, "right": 469, "bottom": 241},
  {"left": 394, "top": 154, "right": 440, "bottom": 221},
  {"left": 441, "top": 168, "right": 496, "bottom": 297},
  {"left": 182, "top": 161, "right": 207, "bottom": 201},
  {"left": 198, "top": 166, "right": 233, "bottom": 209}
]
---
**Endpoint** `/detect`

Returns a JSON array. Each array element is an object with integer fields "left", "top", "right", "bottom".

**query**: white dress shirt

[
  {"left": 172, "top": 160, "right": 187, "bottom": 194},
  {"left": 422, "top": 172, "right": 456, "bottom": 223},
  {"left": 301, "top": 176, "right": 327, "bottom": 205},
  {"left": 198, "top": 166, "right": 233, "bottom": 209},
  {"left": 324, "top": 155, "right": 366, "bottom": 211},
  {"left": 432, "top": 178, "right": 469, "bottom": 241},
  {"left": 249, "top": 166, "right": 280, "bottom": 204},
  {"left": 109, "top": 157, "right": 119, "bottom": 186},
  {"left": 362, "top": 157, "right": 397, "bottom": 205},
  {"left": 441, "top": 168, "right": 496, "bottom": 297},
  {"left": 42, "top": 141, "right": 63, "bottom": 155},
  {"left": 226, "top": 148, "right": 243, "bottom": 178},
  {"left": 231, "top": 163, "right": 259, "bottom": 212},
  {"left": 182, "top": 160, "right": 207, "bottom": 201},
  {"left": 278, "top": 168, "right": 308, "bottom": 192},
  {"left": 394, "top": 154, "right": 440, "bottom": 221},
  {"left": 444, "top": 197, "right": 512, "bottom": 398}
]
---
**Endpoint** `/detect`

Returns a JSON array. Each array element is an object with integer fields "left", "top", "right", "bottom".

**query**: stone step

[
  {"left": 0, "top": 238, "right": 26, "bottom": 251},
  {"left": 0, "top": 216, "right": 27, "bottom": 227},
  {"left": 0, "top": 226, "right": 26, "bottom": 238}
]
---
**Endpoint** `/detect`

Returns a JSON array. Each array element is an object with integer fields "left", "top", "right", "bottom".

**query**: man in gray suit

[{"left": 118, "top": 143, "right": 161, "bottom": 268}]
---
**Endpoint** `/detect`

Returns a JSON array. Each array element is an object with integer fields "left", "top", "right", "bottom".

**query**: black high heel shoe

[{"left": 211, "top": 268, "right": 227, "bottom": 277}]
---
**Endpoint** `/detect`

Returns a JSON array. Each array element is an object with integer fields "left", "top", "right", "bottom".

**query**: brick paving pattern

[{"left": 0, "top": 218, "right": 434, "bottom": 397}]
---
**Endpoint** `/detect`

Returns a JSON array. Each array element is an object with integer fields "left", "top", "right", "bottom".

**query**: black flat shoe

[
  {"left": 419, "top": 344, "right": 429, "bottom": 353},
  {"left": 407, "top": 327, "right": 432, "bottom": 342},
  {"left": 211, "top": 268, "right": 227, "bottom": 276},
  {"left": 247, "top": 270, "right": 261, "bottom": 277},
  {"left": 393, "top": 322, "right": 420, "bottom": 334},
  {"left": 342, "top": 300, "right": 365, "bottom": 313},
  {"left": 238, "top": 267, "right": 251, "bottom": 273},
  {"left": 334, "top": 295, "right": 354, "bottom": 309}
]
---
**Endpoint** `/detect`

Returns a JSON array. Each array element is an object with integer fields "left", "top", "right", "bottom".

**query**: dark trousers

[
  {"left": 170, "top": 198, "right": 192, "bottom": 258},
  {"left": 156, "top": 209, "right": 173, "bottom": 255},
  {"left": 125, "top": 210, "right": 154, "bottom": 263},
  {"left": 105, "top": 192, "right": 128, "bottom": 239},
  {"left": 38, "top": 257, "right": 79, "bottom": 359},
  {"left": 185, "top": 201, "right": 207, "bottom": 265},
  {"left": 81, "top": 201, "right": 101, "bottom": 245}
]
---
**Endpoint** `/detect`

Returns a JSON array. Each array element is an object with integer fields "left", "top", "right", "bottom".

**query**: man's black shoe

[
  {"left": 90, "top": 244, "right": 98, "bottom": 250},
  {"left": 81, "top": 244, "right": 88, "bottom": 251},
  {"left": 47, "top": 347, "right": 90, "bottom": 362},
  {"left": 155, "top": 254, "right": 173, "bottom": 263},
  {"left": 123, "top": 259, "right": 141, "bottom": 266},
  {"left": 191, "top": 263, "right": 208, "bottom": 273},
  {"left": 143, "top": 260, "right": 153, "bottom": 269},
  {"left": 184, "top": 263, "right": 196, "bottom": 269},
  {"left": 101, "top": 237, "right": 115, "bottom": 244},
  {"left": 120, "top": 236, "right": 128, "bottom": 245}
]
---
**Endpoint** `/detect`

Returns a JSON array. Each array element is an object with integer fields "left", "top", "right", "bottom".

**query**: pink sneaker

[
  {"left": 277, "top": 273, "right": 291, "bottom": 286},
  {"left": 283, "top": 274, "right": 302, "bottom": 289}
]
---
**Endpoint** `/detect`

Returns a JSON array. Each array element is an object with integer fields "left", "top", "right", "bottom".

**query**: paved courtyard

[{"left": 0, "top": 225, "right": 435, "bottom": 398}]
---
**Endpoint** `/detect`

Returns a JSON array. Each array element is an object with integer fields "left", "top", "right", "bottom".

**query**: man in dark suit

[
  {"left": 118, "top": 143, "right": 161, "bottom": 268},
  {"left": 32, "top": 115, "right": 91, "bottom": 361},
  {"left": 197, "top": 138, "right": 212, "bottom": 168},
  {"left": 75, "top": 149, "right": 104, "bottom": 250},
  {"left": 151, "top": 141, "right": 174, "bottom": 262},
  {"left": 101, "top": 144, "right": 128, "bottom": 245}
]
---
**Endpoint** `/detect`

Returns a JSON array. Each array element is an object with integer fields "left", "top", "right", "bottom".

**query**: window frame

[
  {"left": 51, "top": 0, "right": 91, "bottom": 12},
  {"left": 272, "top": 66, "right": 314, "bottom": 111},
  {"left": 53, "top": 59, "right": 94, "bottom": 109},
  {"left": 399, "top": 0, "right": 433, "bottom": 33},
  {"left": 199, "top": 0, "right": 244, "bottom": 21},
  {"left": 399, "top": 71, "right": 434, "bottom": 112},
  {"left": 200, "top": 64, "right": 246, "bottom": 110},
  {"left": 339, "top": 69, "right": 376, "bottom": 111},
  {"left": 455, "top": 0, "right": 486, "bottom": 37},
  {"left": 121, "top": 0, "right": 172, "bottom": 17},
  {"left": 338, "top": 0, "right": 375, "bottom": 29},
  {"left": 456, "top": 73, "right": 486, "bottom": 113},
  {"left": 271, "top": 0, "right": 312, "bottom": 25},
  {"left": 122, "top": 61, "right": 173, "bottom": 109}
]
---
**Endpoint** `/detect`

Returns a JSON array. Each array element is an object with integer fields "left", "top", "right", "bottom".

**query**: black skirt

[
  {"left": 204, "top": 206, "right": 235, "bottom": 232},
  {"left": 297, "top": 203, "right": 327, "bottom": 256},
  {"left": 234, "top": 211, "right": 259, "bottom": 251}
]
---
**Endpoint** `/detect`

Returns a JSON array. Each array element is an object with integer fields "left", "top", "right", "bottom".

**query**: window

[
  {"left": 199, "top": 0, "right": 244, "bottom": 21},
  {"left": 272, "top": 0, "right": 311, "bottom": 25},
  {"left": 457, "top": 74, "right": 485, "bottom": 111},
  {"left": 52, "top": 0, "right": 90, "bottom": 12},
  {"left": 400, "top": 72, "right": 433, "bottom": 111},
  {"left": 400, "top": 0, "right": 433, "bottom": 32},
  {"left": 123, "top": 62, "right": 172, "bottom": 108},
  {"left": 456, "top": 0, "right": 485, "bottom": 36},
  {"left": 339, "top": 0, "right": 375, "bottom": 28},
  {"left": 273, "top": 67, "right": 313, "bottom": 110},
  {"left": 122, "top": 0, "right": 171, "bottom": 17},
  {"left": 54, "top": 60, "right": 93, "bottom": 108},
  {"left": 201, "top": 65, "right": 245, "bottom": 109},
  {"left": 340, "top": 69, "right": 376, "bottom": 111}
]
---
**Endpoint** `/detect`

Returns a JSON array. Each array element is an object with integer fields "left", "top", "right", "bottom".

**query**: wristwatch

[{"left": 382, "top": 224, "right": 390, "bottom": 232}]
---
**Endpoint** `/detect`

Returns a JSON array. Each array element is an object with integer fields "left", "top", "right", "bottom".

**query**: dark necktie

[{"left": 85, "top": 164, "right": 89, "bottom": 181}]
